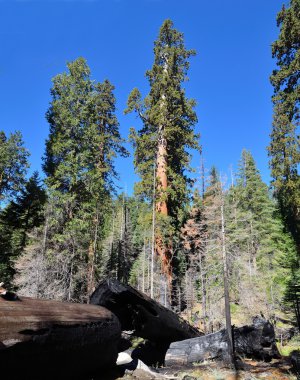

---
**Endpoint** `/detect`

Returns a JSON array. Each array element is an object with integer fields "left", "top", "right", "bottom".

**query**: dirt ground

[{"left": 154, "top": 358, "right": 298, "bottom": 380}]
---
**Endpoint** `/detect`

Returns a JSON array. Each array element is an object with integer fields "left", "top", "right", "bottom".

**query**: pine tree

[
  {"left": 269, "top": 0, "right": 300, "bottom": 252},
  {"left": 28, "top": 57, "right": 129, "bottom": 300},
  {"left": 125, "top": 19, "right": 199, "bottom": 287},
  {"left": 226, "top": 150, "right": 297, "bottom": 319},
  {"left": 0, "top": 131, "right": 29, "bottom": 202},
  {"left": 0, "top": 172, "right": 46, "bottom": 286},
  {"left": 200, "top": 167, "right": 226, "bottom": 331}
]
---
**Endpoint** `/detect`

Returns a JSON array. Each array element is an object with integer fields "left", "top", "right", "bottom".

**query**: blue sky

[{"left": 0, "top": 0, "right": 285, "bottom": 194}]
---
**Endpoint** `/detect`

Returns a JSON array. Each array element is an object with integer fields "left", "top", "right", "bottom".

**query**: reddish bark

[
  {"left": 155, "top": 137, "right": 172, "bottom": 285},
  {"left": 156, "top": 139, "right": 168, "bottom": 216}
]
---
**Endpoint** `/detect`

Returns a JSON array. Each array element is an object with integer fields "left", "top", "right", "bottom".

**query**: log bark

[
  {"left": 165, "top": 316, "right": 280, "bottom": 366},
  {"left": 90, "top": 278, "right": 202, "bottom": 344},
  {"left": 0, "top": 295, "right": 121, "bottom": 379}
]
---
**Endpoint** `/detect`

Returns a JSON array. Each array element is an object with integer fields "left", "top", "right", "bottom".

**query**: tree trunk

[
  {"left": 87, "top": 241, "right": 95, "bottom": 299},
  {"left": 156, "top": 137, "right": 168, "bottom": 216},
  {"left": 199, "top": 253, "right": 207, "bottom": 333},
  {"left": 87, "top": 208, "right": 98, "bottom": 298},
  {"left": 90, "top": 278, "right": 202, "bottom": 344},
  {"left": 155, "top": 136, "right": 173, "bottom": 287},
  {"left": 0, "top": 295, "right": 121, "bottom": 379},
  {"left": 221, "top": 203, "right": 234, "bottom": 365},
  {"left": 151, "top": 166, "right": 156, "bottom": 298}
]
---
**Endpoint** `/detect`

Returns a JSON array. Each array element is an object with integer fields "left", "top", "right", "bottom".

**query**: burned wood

[
  {"left": 90, "top": 278, "right": 202, "bottom": 344},
  {"left": 0, "top": 296, "right": 121, "bottom": 379},
  {"left": 165, "top": 317, "right": 280, "bottom": 366}
]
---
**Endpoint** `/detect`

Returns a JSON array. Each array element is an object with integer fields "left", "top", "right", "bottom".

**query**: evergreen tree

[
  {"left": 125, "top": 19, "right": 199, "bottom": 286},
  {"left": 44, "top": 59, "right": 127, "bottom": 196},
  {"left": 0, "top": 131, "right": 29, "bottom": 202},
  {"left": 0, "top": 172, "right": 46, "bottom": 286},
  {"left": 199, "top": 167, "right": 225, "bottom": 331},
  {"left": 269, "top": 0, "right": 300, "bottom": 252},
  {"left": 22, "top": 57, "right": 129, "bottom": 301},
  {"left": 226, "top": 150, "right": 296, "bottom": 319}
]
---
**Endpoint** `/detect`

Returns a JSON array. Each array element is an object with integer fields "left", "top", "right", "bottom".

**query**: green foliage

[
  {"left": 226, "top": 150, "right": 296, "bottom": 316},
  {"left": 0, "top": 130, "right": 29, "bottom": 202},
  {"left": 269, "top": 0, "right": 300, "bottom": 250},
  {"left": 282, "top": 246, "right": 300, "bottom": 328},
  {"left": 0, "top": 172, "right": 46, "bottom": 286},
  {"left": 278, "top": 334, "right": 300, "bottom": 356},
  {"left": 44, "top": 58, "right": 128, "bottom": 197},
  {"left": 25, "top": 57, "right": 130, "bottom": 300},
  {"left": 126, "top": 19, "right": 200, "bottom": 225},
  {"left": 268, "top": 0, "right": 300, "bottom": 329}
]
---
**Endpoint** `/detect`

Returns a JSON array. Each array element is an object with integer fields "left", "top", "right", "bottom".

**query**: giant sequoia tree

[
  {"left": 269, "top": 0, "right": 300, "bottom": 252},
  {"left": 126, "top": 20, "right": 199, "bottom": 284}
]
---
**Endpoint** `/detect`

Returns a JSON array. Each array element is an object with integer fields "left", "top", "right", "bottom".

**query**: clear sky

[{"left": 0, "top": 0, "right": 286, "bottom": 194}]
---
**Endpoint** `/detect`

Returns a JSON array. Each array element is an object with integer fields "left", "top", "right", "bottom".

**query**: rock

[{"left": 117, "top": 352, "right": 133, "bottom": 365}]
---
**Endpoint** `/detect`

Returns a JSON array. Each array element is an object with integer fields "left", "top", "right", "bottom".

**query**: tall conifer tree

[
  {"left": 42, "top": 58, "right": 128, "bottom": 299},
  {"left": 269, "top": 0, "right": 300, "bottom": 251},
  {"left": 126, "top": 19, "right": 199, "bottom": 285}
]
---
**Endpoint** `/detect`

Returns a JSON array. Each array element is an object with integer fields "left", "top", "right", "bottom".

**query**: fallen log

[
  {"left": 90, "top": 278, "right": 202, "bottom": 344},
  {"left": 0, "top": 295, "right": 121, "bottom": 379},
  {"left": 165, "top": 316, "right": 280, "bottom": 366}
]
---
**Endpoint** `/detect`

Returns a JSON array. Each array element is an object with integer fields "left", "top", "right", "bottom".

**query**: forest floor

[
  {"left": 116, "top": 357, "right": 298, "bottom": 380},
  {"left": 159, "top": 358, "right": 297, "bottom": 380}
]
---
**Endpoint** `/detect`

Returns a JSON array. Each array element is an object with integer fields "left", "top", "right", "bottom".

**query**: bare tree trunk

[
  {"left": 230, "top": 165, "right": 238, "bottom": 225},
  {"left": 147, "top": 240, "right": 151, "bottom": 294},
  {"left": 87, "top": 206, "right": 99, "bottom": 300},
  {"left": 199, "top": 253, "right": 207, "bottom": 333},
  {"left": 201, "top": 152, "right": 205, "bottom": 199},
  {"left": 249, "top": 216, "right": 257, "bottom": 275},
  {"left": 87, "top": 242, "right": 94, "bottom": 300},
  {"left": 142, "top": 238, "right": 146, "bottom": 293},
  {"left": 221, "top": 202, "right": 234, "bottom": 365}
]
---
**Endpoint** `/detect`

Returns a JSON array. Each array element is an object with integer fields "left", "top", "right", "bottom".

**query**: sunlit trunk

[
  {"left": 87, "top": 208, "right": 99, "bottom": 300},
  {"left": 155, "top": 136, "right": 172, "bottom": 287}
]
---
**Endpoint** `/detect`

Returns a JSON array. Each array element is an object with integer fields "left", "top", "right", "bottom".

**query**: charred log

[
  {"left": 90, "top": 278, "right": 202, "bottom": 345},
  {"left": 165, "top": 317, "right": 280, "bottom": 366},
  {"left": 0, "top": 296, "right": 121, "bottom": 379}
]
